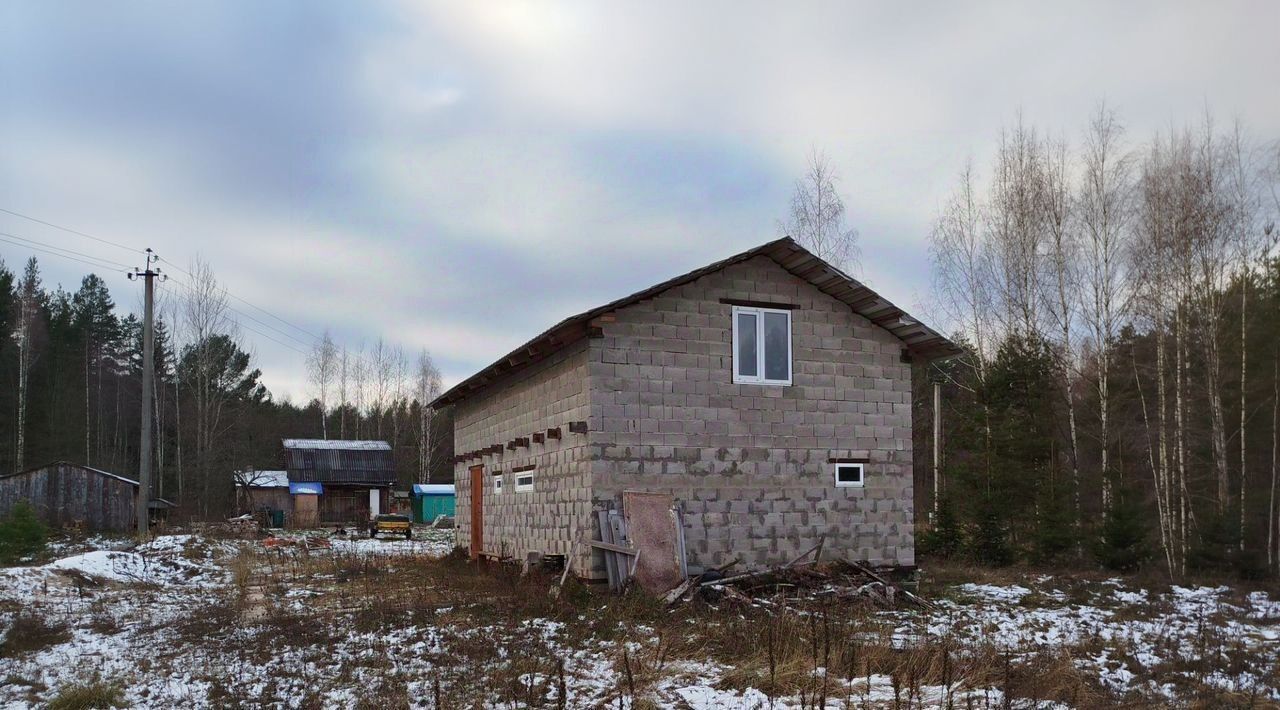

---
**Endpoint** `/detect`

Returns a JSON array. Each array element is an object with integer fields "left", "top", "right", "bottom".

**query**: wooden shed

[
  {"left": 0, "top": 461, "right": 174, "bottom": 533},
  {"left": 281, "top": 439, "right": 396, "bottom": 525}
]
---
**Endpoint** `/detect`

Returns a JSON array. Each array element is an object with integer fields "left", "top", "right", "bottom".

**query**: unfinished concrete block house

[{"left": 431, "top": 237, "right": 959, "bottom": 583}]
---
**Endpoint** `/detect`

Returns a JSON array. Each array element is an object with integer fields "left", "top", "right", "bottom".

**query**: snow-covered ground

[
  {"left": 904, "top": 576, "right": 1280, "bottom": 702},
  {"left": 1, "top": 536, "right": 1277, "bottom": 708}
]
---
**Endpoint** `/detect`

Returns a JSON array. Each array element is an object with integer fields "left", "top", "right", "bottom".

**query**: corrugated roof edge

[
  {"left": 0, "top": 460, "right": 142, "bottom": 488},
  {"left": 281, "top": 439, "right": 392, "bottom": 451},
  {"left": 430, "top": 236, "right": 962, "bottom": 409},
  {"left": 412, "top": 483, "right": 455, "bottom": 496}
]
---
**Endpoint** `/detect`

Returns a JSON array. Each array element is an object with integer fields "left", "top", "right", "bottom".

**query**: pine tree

[
  {"left": 73, "top": 274, "right": 120, "bottom": 466},
  {"left": 12, "top": 257, "right": 46, "bottom": 472}
]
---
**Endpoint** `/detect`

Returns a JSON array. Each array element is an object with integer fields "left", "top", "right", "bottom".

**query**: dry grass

[
  {"left": 266, "top": 557, "right": 1070, "bottom": 705},
  {"left": 0, "top": 613, "right": 72, "bottom": 658},
  {"left": 45, "top": 680, "right": 125, "bottom": 710},
  {"left": 41, "top": 543, "right": 1273, "bottom": 707}
]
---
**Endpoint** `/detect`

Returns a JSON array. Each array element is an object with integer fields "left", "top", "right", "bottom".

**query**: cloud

[{"left": 2, "top": 0, "right": 1278, "bottom": 403}]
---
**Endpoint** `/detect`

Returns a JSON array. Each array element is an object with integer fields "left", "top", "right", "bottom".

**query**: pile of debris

[
  {"left": 261, "top": 535, "right": 332, "bottom": 550},
  {"left": 662, "top": 543, "right": 934, "bottom": 612},
  {"left": 192, "top": 514, "right": 261, "bottom": 539}
]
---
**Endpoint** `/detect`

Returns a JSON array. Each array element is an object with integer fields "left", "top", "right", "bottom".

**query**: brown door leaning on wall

[{"left": 469, "top": 465, "right": 484, "bottom": 560}]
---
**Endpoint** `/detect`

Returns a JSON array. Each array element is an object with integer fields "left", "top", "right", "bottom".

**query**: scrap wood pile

[
  {"left": 663, "top": 543, "right": 935, "bottom": 612},
  {"left": 191, "top": 515, "right": 261, "bottom": 539},
  {"left": 261, "top": 534, "right": 332, "bottom": 550}
]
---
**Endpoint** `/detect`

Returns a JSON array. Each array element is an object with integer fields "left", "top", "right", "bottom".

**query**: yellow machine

[{"left": 369, "top": 513, "right": 412, "bottom": 539}]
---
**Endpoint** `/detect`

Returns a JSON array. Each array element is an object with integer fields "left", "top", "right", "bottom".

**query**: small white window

[
  {"left": 834, "top": 463, "right": 864, "bottom": 488},
  {"left": 515, "top": 472, "right": 535, "bottom": 492},
  {"left": 732, "top": 306, "right": 792, "bottom": 385},
  {"left": 493, "top": 473, "right": 503, "bottom": 495}
]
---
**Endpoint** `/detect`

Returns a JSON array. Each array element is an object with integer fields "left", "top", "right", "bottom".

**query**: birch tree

[
  {"left": 415, "top": 349, "right": 443, "bottom": 482},
  {"left": 1184, "top": 120, "right": 1234, "bottom": 514},
  {"left": 337, "top": 346, "right": 350, "bottom": 438},
  {"left": 1078, "top": 105, "right": 1133, "bottom": 508},
  {"left": 780, "top": 149, "right": 861, "bottom": 274},
  {"left": 307, "top": 330, "right": 338, "bottom": 439},
  {"left": 1134, "top": 136, "right": 1183, "bottom": 573},
  {"left": 988, "top": 118, "right": 1047, "bottom": 338},
  {"left": 1040, "top": 136, "right": 1084, "bottom": 527},
  {"left": 930, "top": 162, "right": 997, "bottom": 486},
  {"left": 369, "top": 338, "right": 394, "bottom": 439},
  {"left": 1224, "top": 125, "right": 1262, "bottom": 546},
  {"left": 352, "top": 344, "right": 367, "bottom": 439},
  {"left": 389, "top": 345, "right": 408, "bottom": 454},
  {"left": 181, "top": 256, "right": 237, "bottom": 518}
]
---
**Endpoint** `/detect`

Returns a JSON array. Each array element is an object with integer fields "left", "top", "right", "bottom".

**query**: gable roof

[
  {"left": 0, "top": 460, "right": 140, "bottom": 487},
  {"left": 431, "top": 236, "right": 960, "bottom": 408},
  {"left": 281, "top": 439, "right": 396, "bottom": 485}
]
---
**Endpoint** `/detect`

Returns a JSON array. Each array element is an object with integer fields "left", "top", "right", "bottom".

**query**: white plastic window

[
  {"left": 732, "top": 306, "right": 792, "bottom": 385},
  {"left": 834, "top": 463, "right": 864, "bottom": 488},
  {"left": 515, "top": 472, "right": 535, "bottom": 492},
  {"left": 493, "top": 474, "right": 503, "bottom": 495}
]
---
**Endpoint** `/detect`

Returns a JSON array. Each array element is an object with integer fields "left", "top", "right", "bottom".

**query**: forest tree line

[
  {"left": 0, "top": 255, "right": 452, "bottom": 520},
  {"left": 918, "top": 106, "right": 1280, "bottom": 579}
]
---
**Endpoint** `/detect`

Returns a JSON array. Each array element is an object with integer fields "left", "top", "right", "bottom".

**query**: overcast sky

[{"left": 2, "top": 1, "right": 1277, "bottom": 402}]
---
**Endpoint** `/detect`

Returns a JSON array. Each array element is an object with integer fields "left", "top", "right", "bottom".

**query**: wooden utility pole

[
  {"left": 131, "top": 249, "right": 163, "bottom": 538},
  {"left": 933, "top": 376, "right": 942, "bottom": 518}
]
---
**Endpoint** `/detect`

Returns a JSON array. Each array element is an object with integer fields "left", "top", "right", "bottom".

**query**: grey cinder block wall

[
  {"left": 453, "top": 340, "right": 596, "bottom": 573},
  {"left": 445, "top": 239, "right": 947, "bottom": 583},
  {"left": 587, "top": 256, "right": 914, "bottom": 578}
]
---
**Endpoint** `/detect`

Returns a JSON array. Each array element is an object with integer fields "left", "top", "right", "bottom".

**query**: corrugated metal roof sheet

[
  {"left": 281, "top": 440, "right": 396, "bottom": 485},
  {"left": 281, "top": 439, "right": 392, "bottom": 451},
  {"left": 431, "top": 236, "right": 962, "bottom": 408}
]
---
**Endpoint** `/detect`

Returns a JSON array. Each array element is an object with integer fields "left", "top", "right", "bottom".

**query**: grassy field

[{"left": 0, "top": 533, "right": 1277, "bottom": 708}]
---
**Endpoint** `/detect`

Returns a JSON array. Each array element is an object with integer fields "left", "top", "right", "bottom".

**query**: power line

[
  {"left": 0, "top": 205, "right": 322, "bottom": 349},
  {"left": 0, "top": 207, "right": 142, "bottom": 254},
  {"left": 164, "top": 272, "right": 316, "bottom": 349},
  {"left": 159, "top": 275, "right": 310, "bottom": 357},
  {"left": 0, "top": 233, "right": 133, "bottom": 274},
  {"left": 0, "top": 230, "right": 135, "bottom": 269},
  {"left": 0, "top": 207, "right": 321, "bottom": 345},
  {"left": 156, "top": 255, "right": 323, "bottom": 343},
  {"left": 0, "top": 206, "right": 396, "bottom": 372}
]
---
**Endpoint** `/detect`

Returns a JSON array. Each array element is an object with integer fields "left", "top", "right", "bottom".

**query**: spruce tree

[{"left": 1095, "top": 486, "right": 1148, "bottom": 572}]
